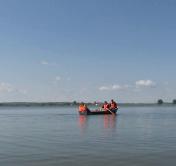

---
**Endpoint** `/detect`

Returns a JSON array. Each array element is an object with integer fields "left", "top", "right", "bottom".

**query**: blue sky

[{"left": 0, "top": 0, "right": 176, "bottom": 102}]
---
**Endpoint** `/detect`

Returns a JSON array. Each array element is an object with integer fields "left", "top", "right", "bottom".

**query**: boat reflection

[
  {"left": 78, "top": 114, "right": 117, "bottom": 130},
  {"left": 103, "top": 115, "right": 117, "bottom": 129},
  {"left": 78, "top": 115, "right": 87, "bottom": 129}
]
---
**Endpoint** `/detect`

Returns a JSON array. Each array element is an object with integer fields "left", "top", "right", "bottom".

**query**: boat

[{"left": 79, "top": 108, "right": 118, "bottom": 115}]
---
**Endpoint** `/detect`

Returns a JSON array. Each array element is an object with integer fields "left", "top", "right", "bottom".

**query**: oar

[{"left": 107, "top": 108, "right": 116, "bottom": 116}]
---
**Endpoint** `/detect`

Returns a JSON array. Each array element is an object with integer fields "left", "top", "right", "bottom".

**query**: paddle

[
  {"left": 99, "top": 107, "right": 115, "bottom": 115},
  {"left": 107, "top": 108, "right": 116, "bottom": 116}
]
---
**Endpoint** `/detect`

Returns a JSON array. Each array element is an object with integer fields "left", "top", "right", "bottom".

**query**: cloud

[
  {"left": 135, "top": 80, "right": 156, "bottom": 87},
  {"left": 40, "top": 60, "right": 58, "bottom": 66},
  {"left": 112, "top": 84, "right": 121, "bottom": 90},
  {"left": 0, "top": 82, "right": 27, "bottom": 95},
  {"left": 41, "top": 60, "right": 49, "bottom": 65},
  {"left": 99, "top": 84, "right": 130, "bottom": 91},
  {"left": 99, "top": 80, "right": 156, "bottom": 92},
  {"left": 56, "top": 76, "right": 61, "bottom": 81},
  {"left": 99, "top": 86, "right": 110, "bottom": 91},
  {"left": 0, "top": 82, "right": 14, "bottom": 93}
]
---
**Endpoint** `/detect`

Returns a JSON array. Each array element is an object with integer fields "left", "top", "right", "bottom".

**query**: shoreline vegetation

[{"left": 0, "top": 101, "right": 175, "bottom": 107}]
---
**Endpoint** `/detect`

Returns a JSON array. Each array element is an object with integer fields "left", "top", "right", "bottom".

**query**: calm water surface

[{"left": 0, "top": 106, "right": 176, "bottom": 166}]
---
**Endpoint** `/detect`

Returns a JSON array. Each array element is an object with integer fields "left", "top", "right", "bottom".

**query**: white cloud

[
  {"left": 40, "top": 60, "right": 58, "bottom": 66},
  {"left": 41, "top": 60, "right": 49, "bottom": 65},
  {"left": 99, "top": 86, "right": 110, "bottom": 91},
  {"left": 56, "top": 76, "right": 61, "bottom": 81},
  {"left": 99, "top": 84, "right": 130, "bottom": 91},
  {"left": 99, "top": 80, "right": 156, "bottom": 92},
  {"left": 0, "top": 82, "right": 28, "bottom": 95},
  {"left": 135, "top": 80, "right": 156, "bottom": 87},
  {"left": 112, "top": 84, "right": 122, "bottom": 90},
  {"left": 0, "top": 82, "right": 14, "bottom": 93}
]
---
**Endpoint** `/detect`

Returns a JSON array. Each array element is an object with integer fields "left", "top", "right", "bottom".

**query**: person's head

[
  {"left": 104, "top": 101, "right": 108, "bottom": 104},
  {"left": 111, "top": 99, "right": 114, "bottom": 103}
]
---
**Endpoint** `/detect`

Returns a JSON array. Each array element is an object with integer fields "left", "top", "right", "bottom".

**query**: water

[{"left": 0, "top": 106, "right": 176, "bottom": 166}]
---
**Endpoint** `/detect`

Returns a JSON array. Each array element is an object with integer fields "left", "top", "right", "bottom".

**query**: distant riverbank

[{"left": 0, "top": 102, "right": 175, "bottom": 107}]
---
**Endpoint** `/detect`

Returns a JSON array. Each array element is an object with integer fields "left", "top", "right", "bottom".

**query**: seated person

[
  {"left": 79, "top": 103, "right": 90, "bottom": 112},
  {"left": 110, "top": 99, "right": 118, "bottom": 110},
  {"left": 102, "top": 101, "right": 110, "bottom": 111}
]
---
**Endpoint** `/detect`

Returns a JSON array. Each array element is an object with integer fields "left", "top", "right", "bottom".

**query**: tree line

[{"left": 157, "top": 99, "right": 176, "bottom": 104}]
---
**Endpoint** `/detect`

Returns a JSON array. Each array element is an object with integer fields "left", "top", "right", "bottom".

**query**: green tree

[
  {"left": 72, "top": 101, "right": 77, "bottom": 105},
  {"left": 157, "top": 99, "right": 163, "bottom": 105},
  {"left": 173, "top": 99, "right": 176, "bottom": 104}
]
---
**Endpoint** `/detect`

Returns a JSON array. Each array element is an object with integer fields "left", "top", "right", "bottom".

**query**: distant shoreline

[{"left": 0, "top": 102, "right": 175, "bottom": 107}]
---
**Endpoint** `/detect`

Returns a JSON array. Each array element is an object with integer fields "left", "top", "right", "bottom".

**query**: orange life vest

[
  {"left": 110, "top": 102, "right": 117, "bottom": 109},
  {"left": 79, "top": 105, "right": 87, "bottom": 112},
  {"left": 103, "top": 103, "right": 110, "bottom": 111}
]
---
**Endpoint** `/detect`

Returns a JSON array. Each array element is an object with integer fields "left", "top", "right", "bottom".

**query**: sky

[{"left": 0, "top": 0, "right": 176, "bottom": 103}]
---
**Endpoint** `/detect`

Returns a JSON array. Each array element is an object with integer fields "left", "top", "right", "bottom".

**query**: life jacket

[
  {"left": 110, "top": 102, "right": 117, "bottom": 109},
  {"left": 79, "top": 105, "right": 87, "bottom": 112},
  {"left": 103, "top": 103, "right": 110, "bottom": 111}
]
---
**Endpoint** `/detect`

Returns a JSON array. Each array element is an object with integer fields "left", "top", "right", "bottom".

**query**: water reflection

[
  {"left": 78, "top": 115, "right": 87, "bottom": 129},
  {"left": 103, "top": 115, "right": 117, "bottom": 129},
  {"left": 78, "top": 115, "right": 117, "bottom": 130}
]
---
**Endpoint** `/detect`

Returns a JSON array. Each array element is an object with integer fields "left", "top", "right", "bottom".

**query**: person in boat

[
  {"left": 102, "top": 101, "right": 110, "bottom": 111},
  {"left": 79, "top": 102, "right": 90, "bottom": 112},
  {"left": 79, "top": 103, "right": 86, "bottom": 112},
  {"left": 110, "top": 99, "right": 118, "bottom": 110}
]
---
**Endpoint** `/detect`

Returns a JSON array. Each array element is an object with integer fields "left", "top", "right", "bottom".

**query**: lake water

[{"left": 0, "top": 106, "right": 176, "bottom": 166}]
